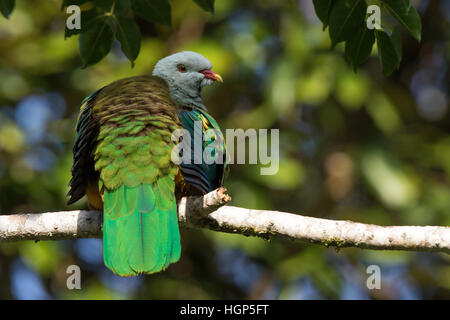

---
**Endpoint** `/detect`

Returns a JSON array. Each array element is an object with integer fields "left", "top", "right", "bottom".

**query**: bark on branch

[{"left": 0, "top": 188, "right": 449, "bottom": 254}]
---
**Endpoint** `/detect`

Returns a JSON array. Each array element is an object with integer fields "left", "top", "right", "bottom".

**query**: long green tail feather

[{"left": 103, "top": 179, "right": 181, "bottom": 276}]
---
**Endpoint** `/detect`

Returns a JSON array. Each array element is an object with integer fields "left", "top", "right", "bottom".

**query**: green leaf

[
  {"left": 345, "top": 27, "right": 375, "bottom": 71},
  {"left": 312, "top": 0, "right": 333, "bottom": 30},
  {"left": 193, "top": 0, "right": 214, "bottom": 13},
  {"left": 79, "top": 17, "right": 114, "bottom": 68},
  {"left": 61, "top": 0, "right": 90, "bottom": 10},
  {"left": 381, "top": 0, "right": 409, "bottom": 14},
  {"left": 0, "top": 0, "right": 14, "bottom": 19},
  {"left": 94, "top": 0, "right": 114, "bottom": 11},
  {"left": 391, "top": 27, "right": 403, "bottom": 62},
  {"left": 375, "top": 29, "right": 401, "bottom": 76},
  {"left": 113, "top": 0, "right": 131, "bottom": 14},
  {"left": 94, "top": 0, "right": 130, "bottom": 14},
  {"left": 328, "top": 0, "right": 367, "bottom": 47},
  {"left": 131, "top": 0, "right": 171, "bottom": 27},
  {"left": 65, "top": 9, "right": 99, "bottom": 39},
  {"left": 381, "top": 0, "right": 421, "bottom": 41},
  {"left": 115, "top": 15, "right": 141, "bottom": 67}
]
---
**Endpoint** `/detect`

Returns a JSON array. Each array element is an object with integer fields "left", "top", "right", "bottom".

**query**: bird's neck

[{"left": 169, "top": 84, "right": 207, "bottom": 111}]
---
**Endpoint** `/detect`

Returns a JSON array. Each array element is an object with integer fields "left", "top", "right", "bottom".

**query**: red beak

[{"left": 200, "top": 70, "right": 223, "bottom": 82}]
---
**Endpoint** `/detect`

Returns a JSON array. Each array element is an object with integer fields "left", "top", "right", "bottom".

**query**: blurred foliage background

[{"left": 0, "top": 0, "right": 449, "bottom": 299}]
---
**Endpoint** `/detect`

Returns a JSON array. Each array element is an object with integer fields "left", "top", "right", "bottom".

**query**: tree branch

[{"left": 0, "top": 188, "right": 449, "bottom": 254}]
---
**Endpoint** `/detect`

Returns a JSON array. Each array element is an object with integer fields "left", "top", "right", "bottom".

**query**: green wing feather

[
  {"left": 70, "top": 76, "right": 183, "bottom": 276},
  {"left": 102, "top": 181, "right": 180, "bottom": 275}
]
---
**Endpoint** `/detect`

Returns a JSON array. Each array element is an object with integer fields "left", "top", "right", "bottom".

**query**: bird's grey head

[{"left": 152, "top": 51, "right": 223, "bottom": 109}]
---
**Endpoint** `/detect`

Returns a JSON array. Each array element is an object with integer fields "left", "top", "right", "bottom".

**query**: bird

[{"left": 67, "top": 51, "right": 228, "bottom": 277}]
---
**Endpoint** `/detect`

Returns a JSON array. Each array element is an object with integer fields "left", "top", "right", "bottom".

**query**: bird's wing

[
  {"left": 67, "top": 89, "right": 102, "bottom": 205},
  {"left": 178, "top": 107, "right": 228, "bottom": 194}
]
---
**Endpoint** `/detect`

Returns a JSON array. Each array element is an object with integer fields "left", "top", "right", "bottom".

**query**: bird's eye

[{"left": 177, "top": 64, "right": 187, "bottom": 72}]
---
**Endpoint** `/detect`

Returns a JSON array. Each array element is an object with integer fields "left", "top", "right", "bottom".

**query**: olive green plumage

[{"left": 68, "top": 76, "right": 182, "bottom": 276}]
